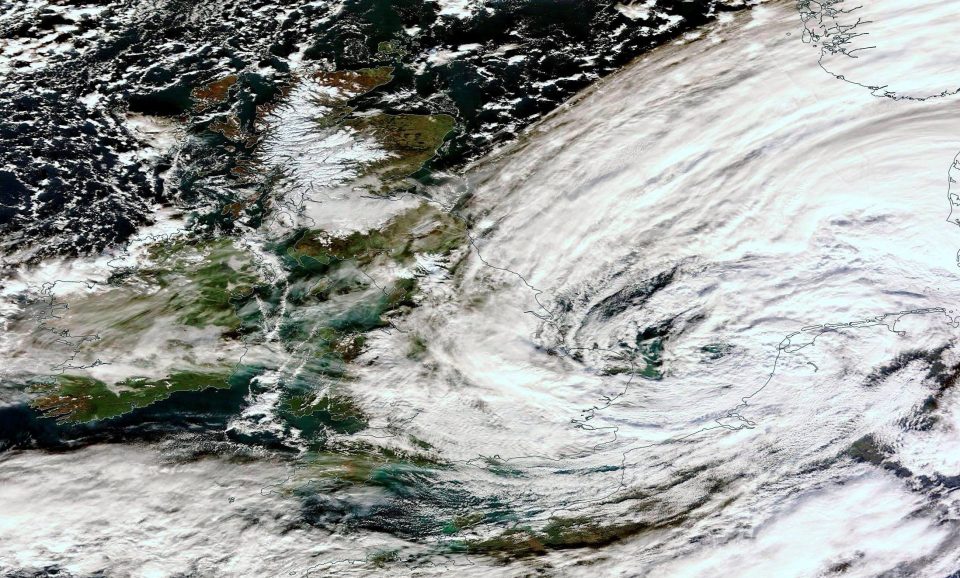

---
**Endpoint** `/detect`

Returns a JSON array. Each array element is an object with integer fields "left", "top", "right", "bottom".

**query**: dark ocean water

[{"left": 0, "top": 0, "right": 742, "bottom": 264}]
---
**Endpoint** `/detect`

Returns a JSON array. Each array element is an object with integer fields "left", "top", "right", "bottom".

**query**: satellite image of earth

[{"left": 3, "top": 0, "right": 960, "bottom": 576}]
